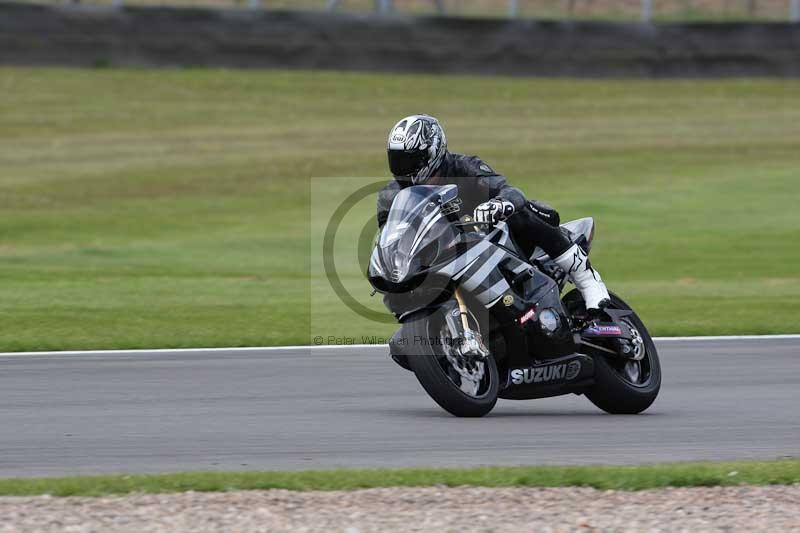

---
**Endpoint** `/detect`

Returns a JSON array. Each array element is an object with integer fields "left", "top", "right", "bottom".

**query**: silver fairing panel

[
  {"left": 435, "top": 223, "right": 531, "bottom": 308},
  {"left": 435, "top": 241, "right": 511, "bottom": 307}
]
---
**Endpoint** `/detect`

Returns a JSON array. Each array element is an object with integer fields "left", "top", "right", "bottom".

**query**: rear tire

[
  {"left": 566, "top": 290, "right": 661, "bottom": 414},
  {"left": 406, "top": 311, "right": 499, "bottom": 418}
]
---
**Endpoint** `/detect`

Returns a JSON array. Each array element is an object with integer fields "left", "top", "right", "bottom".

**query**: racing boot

[{"left": 553, "top": 244, "right": 610, "bottom": 311}]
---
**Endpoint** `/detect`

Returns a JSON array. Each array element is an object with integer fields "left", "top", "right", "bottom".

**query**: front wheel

[
  {"left": 566, "top": 290, "right": 661, "bottom": 414},
  {"left": 406, "top": 308, "right": 499, "bottom": 417}
]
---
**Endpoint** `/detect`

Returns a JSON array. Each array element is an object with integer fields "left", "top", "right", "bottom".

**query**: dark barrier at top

[{"left": 1, "top": 2, "right": 800, "bottom": 76}]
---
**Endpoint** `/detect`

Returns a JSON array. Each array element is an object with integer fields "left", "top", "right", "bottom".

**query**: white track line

[
  {"left": 655, "top": 334, "right": 800, "bottom": 341},
  {"left": 0, "top": 334, "right": 798, "bottom": 358}
]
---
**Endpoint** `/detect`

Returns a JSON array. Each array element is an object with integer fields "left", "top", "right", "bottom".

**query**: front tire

[{"left": 406, "top": 310, "right": 499, "bottom": 417}]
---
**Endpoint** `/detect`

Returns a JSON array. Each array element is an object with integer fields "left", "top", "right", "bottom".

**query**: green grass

[
  {"left": 0, "top": 68, "right": 798, "bottom": 351},
  {"left": 0, "top": 460, "right": 798, "bottom": 496},
  {"left": 18, "top": 0, "right": 796, "bottom": 22}
]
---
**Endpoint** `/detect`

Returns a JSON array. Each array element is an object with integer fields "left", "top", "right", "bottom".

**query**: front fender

[{"left": 388, "top": 302, "right": 459, "bottom": 372}]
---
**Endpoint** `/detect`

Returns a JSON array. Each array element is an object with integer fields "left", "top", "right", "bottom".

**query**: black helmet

[{"left": 387, "top": 114, "right": 447, "bottom": 185}]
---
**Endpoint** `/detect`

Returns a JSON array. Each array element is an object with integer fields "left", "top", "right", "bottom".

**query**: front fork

[{"left": 444, "top": 289, "right": 490, "bottom": 359}]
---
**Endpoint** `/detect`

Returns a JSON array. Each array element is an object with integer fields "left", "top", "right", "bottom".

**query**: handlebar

[{"left": 454, "top": 220, "right": 495, "bottom": 233}]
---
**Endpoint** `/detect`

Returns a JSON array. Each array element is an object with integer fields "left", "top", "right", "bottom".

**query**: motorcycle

[{"left": 368, "top": 184, "right": 661, "bottom": 417}]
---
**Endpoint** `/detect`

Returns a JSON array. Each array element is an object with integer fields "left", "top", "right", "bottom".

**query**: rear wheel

[
  {"left": 406, "top": 307, "right": 499, "bottom": 417},
  {"left": 565, "top": 290, "right": 661, "bottom": 414}
]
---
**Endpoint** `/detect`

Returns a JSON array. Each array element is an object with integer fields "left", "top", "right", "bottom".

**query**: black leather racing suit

[{"left": 377, "top": 152, "right": 572, "bottom": 260}]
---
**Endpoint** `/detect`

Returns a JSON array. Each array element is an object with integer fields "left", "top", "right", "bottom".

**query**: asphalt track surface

[{"left": 1, "top": 338, "right": 798, "bottom": 477}]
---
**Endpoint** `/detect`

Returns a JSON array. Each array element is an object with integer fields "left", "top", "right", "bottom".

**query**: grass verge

[
  {"left": 1, "top": 68, "right": 799, "bottom": 350},
  {"left": 1, "top": 460, "right": 798, "bottom": 497}
]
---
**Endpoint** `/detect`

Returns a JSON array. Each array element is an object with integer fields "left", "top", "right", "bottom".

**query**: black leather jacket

[{"left": 377, "top": 152, "right": 528, "bottom": 228}]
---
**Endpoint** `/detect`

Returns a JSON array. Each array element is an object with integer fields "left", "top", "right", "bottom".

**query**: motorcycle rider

[{"left": 378, "top": 114, "right": 610, "bottom": 311}]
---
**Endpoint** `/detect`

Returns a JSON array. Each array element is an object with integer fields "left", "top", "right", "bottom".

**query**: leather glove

[{"left": 473, "top": 198, "right": 515, "bottom": 224}]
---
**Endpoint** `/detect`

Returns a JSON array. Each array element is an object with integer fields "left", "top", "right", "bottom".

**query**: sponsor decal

[
  {"left": 502, "top": 294, "right": 514, "bottom": 307},
  {"left": 586, "top": 325, "right": 623, "bottom": 336},
  {"left": 510, "top": 360, "right": 582, "bottom": 385},
  {"left": 391, "top": 133, "right": 406, "bottom": 143},
  {"left": 519, "top": 308, "right": 536, "bottom": 325},
  {"left": 479, "top": 163, "right": 493, "bottom": 174}
]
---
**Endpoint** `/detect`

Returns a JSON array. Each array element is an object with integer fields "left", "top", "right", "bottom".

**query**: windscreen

[
  {"left": 377, "top": 185, "right": 458, "bottom": 283},
  {"left": 379, "top": 186, "right": 441, "bottom": 247}
]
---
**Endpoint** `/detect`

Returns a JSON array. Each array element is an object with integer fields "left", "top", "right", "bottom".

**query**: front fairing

[{"left": 369, "top": 186, "right": 459, "bottom": 289}]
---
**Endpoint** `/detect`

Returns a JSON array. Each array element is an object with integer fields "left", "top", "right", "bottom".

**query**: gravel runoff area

[{"left": 1, "top": 485, "right": 799, "bottom": 532}]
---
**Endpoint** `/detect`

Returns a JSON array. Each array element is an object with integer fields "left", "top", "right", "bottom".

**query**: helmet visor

[{"left": 388, "top": 149, "right": 428, "bottom": 179}]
